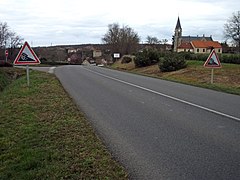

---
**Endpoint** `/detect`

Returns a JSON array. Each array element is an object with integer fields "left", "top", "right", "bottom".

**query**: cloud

[{"left": 0, "top": 0, "right": 239, "bottom": 46}]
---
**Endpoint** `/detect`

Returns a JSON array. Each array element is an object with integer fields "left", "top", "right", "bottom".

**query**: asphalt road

[
  {"left": 55, "top": 65, "right": 240, "bottom": 180},
  {"left": 14, "top": 66, "right": 56, "bottom": 73}
]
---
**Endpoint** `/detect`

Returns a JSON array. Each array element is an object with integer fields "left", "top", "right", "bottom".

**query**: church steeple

[
  {"left": 173, "top": 16, "right": 182, "bottom": 52},
  {"left": 175, "top": 16, "right": 182, "bottom": 30}
]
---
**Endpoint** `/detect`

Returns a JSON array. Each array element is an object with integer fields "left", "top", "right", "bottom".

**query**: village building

[
  {"left": 173, "top": 17, "right": 222, "bottom": 53},
  {"left": 93, "top": 50, "right": 102, "bottom": 58}
]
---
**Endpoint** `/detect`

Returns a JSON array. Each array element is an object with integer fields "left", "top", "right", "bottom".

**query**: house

[
  {"left": 177, "top": 42, "right": 194, "bottom": 52},
  {"left": 173, "top": 17, "right": 222, "bottom": 53},
  {"left": 67, "top": 48, "right": 77, "bottom": 53},
  {"left": 191, "top": 40, "right": 222, "bottom": 54},
  {"left": 93, "top": 50, "right": 102, "bottom": 58}
]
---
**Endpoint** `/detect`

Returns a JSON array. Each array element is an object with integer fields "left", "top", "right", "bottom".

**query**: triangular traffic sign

[
  {"left": 204, "top": 49, "right": 221, "bottom": 68},
  {"left": 14, "top": 41, "right": 41, "bottom": 65}
]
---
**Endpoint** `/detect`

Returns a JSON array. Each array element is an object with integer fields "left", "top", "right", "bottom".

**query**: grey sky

[{"left": 0, "top": 0, "right": 239, "bottom": 46}]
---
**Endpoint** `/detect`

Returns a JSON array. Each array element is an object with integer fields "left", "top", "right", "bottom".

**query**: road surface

[
  {"left": 55, "top": 65, "right": 240, "bottom": 180},
  {"left": 15, "top": 66, "right": 56, "bottom": 73}
]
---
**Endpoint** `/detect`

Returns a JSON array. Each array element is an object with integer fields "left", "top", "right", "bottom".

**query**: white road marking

[
  {"left": 48, "top": 67, "right": 56, "bottom": 73},
  {"left": 82, "top": 66, "right": 240, "bottom": 122}
]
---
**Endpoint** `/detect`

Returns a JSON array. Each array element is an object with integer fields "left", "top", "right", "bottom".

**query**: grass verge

[
  {"left": 111, "top": 60, "right": 240, "bottom": 95},
  {"left": 0, "top": 67, "right": 25, "bottom": 91},
  {"left": 0, "top": 68, "right": 128, "bottom": 179}
]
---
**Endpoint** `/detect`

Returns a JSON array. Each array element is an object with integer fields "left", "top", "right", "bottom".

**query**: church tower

[{"left": 173, "top": 16, "right": 182, "bottom": 52}]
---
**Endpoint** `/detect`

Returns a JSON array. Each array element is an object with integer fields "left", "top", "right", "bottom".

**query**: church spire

[
  {"left": 175, "top": 16, "right": 182, "bottom": 30},
  {"left": 173, "top": 16, "right": 182, "bottom": 52}
]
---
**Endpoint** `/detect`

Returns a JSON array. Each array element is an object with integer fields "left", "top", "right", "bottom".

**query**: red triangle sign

[
  {"left": 204, "top": 49, "right": 221, "bottom": 68},
  {"left": 14, "top": 41, "right": 41, "bottom": 65}
]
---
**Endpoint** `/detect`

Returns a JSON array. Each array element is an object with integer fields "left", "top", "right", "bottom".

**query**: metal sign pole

[
  {"left": 211, "top": 68, "right": 214, "bottom": 84},
  {"left": 26, "top": 65, "right": 30, "bottom": 86}
]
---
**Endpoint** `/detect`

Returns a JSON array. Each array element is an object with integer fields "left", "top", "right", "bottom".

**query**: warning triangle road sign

[
  {"left": 204, "top": 49, "right": 221, "bottom": 68},
  {"left": 14, "top": 41, "right": 41, "bottom": 65}
]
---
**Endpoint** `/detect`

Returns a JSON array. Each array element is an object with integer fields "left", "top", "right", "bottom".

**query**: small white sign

[{"left": 113, "top": 53, "right": 120, "bottom": 58}]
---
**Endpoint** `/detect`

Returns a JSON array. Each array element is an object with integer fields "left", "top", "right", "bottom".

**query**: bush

[
  {"left": 179, "top": 52, "right": 240, "bottom": 64},
  {"left": 134, "top": 49, "right": 160, "bottom": 67},
  {"left": 0, "top": 61, "right": 13, "bottom": 67},
  {"left": 39, "top": 57, "right": 47, "bottom": 63},
  {"left": 177, "top": 52, "right": 209, "bottom": 61},
  {"left": 121, "top": 56, "right": 133, "bottom": 64},
  {"left": 220, "top": 54, "right": 240, "bottom": 64},
  {"left": 148, "top": 49, "right": 160, "bottom": 64},
  {"left": 134, "top": 49, "right": 151, "bottom": 67},
  {"left": 158, "top": 53, "right": 187, "bottom": 72}
]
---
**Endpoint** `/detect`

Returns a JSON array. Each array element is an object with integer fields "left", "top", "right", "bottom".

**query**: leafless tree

[
  {"left": 146, "top": 36, "right": 160, "bottom": 44},
  {"left": 0, "top": 22, "right": 10, "bottom": 48},
  {"left": 161, "top": 39, "right": 168, "bottom": 45},
  {"left": 224, "top": 11, "right": 240, "bottom": 53},
  {"left": 102, "top": 23, "right": 140, "bottom": 56},
  {"left": 0, "top": 21, "right": 23, "bottom": 49},
  {"left": 9, "top": 32, "right": 24, "bottom": 48}
]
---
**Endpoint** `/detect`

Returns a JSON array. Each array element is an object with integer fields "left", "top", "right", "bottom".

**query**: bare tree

[
  {"left": 224, "top": 11, "right": 240, "bottom": 53},
  {"left": 102, "top": 23, "right": 120, "bottom": 53},
  {"left": 102, "top": 23, "right": 140, "bottom": 56},
  {"left": 146, "top": 36, "right": 160, "bottom": 44},
  {"left": 161, "top": 39, "right": 168, "bottom": 45},
  {"left": 0, "top": 22, "right": 10, "bottom": 48},
  {"left": 0, "top": 21, "right": 23, "bottom": 49},
  {"left": 9, "top": 32, "right": 24, "bottom": 48}
]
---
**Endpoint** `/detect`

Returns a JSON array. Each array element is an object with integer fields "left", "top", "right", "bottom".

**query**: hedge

[{"left": 178, "top": 52, "right": 240, "bottom": 64}]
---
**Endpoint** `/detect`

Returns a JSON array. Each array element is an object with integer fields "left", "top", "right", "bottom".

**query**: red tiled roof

[
  {"left": 178, "top": 42, "right": 193, "bottom": 49},
  {"left": 191, "top": 40, "right": 222, "bottom": 48}
]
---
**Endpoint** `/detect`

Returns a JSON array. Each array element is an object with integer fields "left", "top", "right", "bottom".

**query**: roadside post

[
  {"left": 13, "top": 41, "right": 41, "bottom": 86},
  {"left": 5, "top": 50, "right": 8, "bottom": 63},
  {"left": 203, "top": 49, "right": 221, "bottom": 84}
]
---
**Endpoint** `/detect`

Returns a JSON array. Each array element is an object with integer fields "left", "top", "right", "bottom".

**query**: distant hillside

[{"left": 0, "top": 43, "right": 172, "bottom": 64}]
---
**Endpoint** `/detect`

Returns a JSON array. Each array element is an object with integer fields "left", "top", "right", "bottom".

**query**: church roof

[
  {"left": 191, "top": 40, "right": 222, "bottom": 48},
  {"left": 175, "top": 16, "right": 182, "bottom": 29},
  {"left": 181, "top": 36, "right": 213, "bottom": 42},
  {"left": 178, "top": 42, "right": 193, "bottom": 49}
]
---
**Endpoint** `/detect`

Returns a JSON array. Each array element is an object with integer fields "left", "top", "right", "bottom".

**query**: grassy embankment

[
  {"left": 111, "top": 60, "right": 240, "bottom": 95},
  {"left": 0, "top": 68, "right": 127, "bottom": 179}
]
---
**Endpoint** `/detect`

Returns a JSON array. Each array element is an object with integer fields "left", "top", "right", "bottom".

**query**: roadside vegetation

[
  {"left": 0, "top": 67, "right": 25, "bottom": 91},
  {"left": 0, "top": 68, "right": 128, "bottom": 179},
  {"left": 112, "top": 57, "right": 240, "bottom": 95}
]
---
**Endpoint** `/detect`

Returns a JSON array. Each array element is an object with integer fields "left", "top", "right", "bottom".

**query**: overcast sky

[{"left": 0, "top": 0, "right": 239, "bottom": 47}]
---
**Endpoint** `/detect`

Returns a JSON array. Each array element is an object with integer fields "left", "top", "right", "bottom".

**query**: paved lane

[
  {"left": 55, "top": 65, "right": 240, "bottom": 180},
  {"left": 15, "top": 66, "right": 56, "bottom": 73}
]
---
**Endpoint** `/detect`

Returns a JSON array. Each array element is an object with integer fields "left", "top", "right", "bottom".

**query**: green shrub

[
  {"left": 148, "top": 49, "right": 160, "bottom": 64},
  {"left": 220, "top": 54, "right": 240, "bottom": 64},
  {"left": 134, "top": 49, "right": 160, "bottom": 67},
  {"left": 134, "top": 49, "right": 151, "bottom": 67},
  {"left": 179, "top": 52, "right": 240, "bottom": 64},
  {"left": 158, "top": 53, "right": 187, "bottom": 72}
]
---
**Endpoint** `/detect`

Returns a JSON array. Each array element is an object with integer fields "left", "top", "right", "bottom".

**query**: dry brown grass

[{"left": 111, "top": 60, "right": 240, "bottom": 95}]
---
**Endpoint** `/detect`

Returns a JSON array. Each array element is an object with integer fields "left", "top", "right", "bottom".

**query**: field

[
  {"left": 0, "top": 68, "right": 128, "bottom": 179},
  {"left": 112, "top": 60, "right": 240, "bottom": 95}
]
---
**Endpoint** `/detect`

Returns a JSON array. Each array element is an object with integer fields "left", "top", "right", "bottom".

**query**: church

[{"left": 173, "top": 17, "right": 222, "bottom": 54}]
